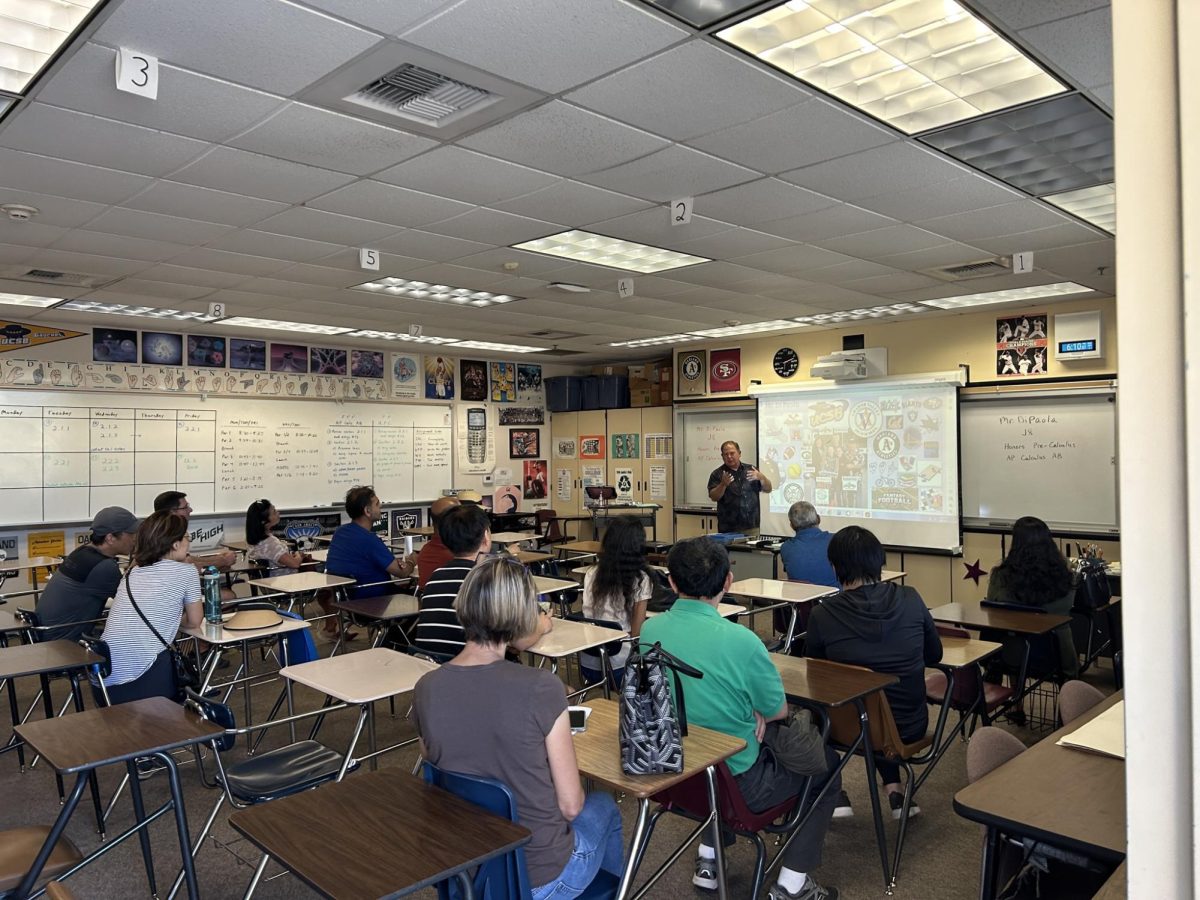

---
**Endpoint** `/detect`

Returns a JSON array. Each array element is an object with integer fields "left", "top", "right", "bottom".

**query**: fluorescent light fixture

[
  {"left": 342, "top": 329, "right": 457, "bottom": 344},
  {"left": 609, "top": 334, "right": 702, "bottom": 348},
  {"left": 919, "top": 282, "right": 1091, "bottom": 310},
  {"left": 352, "top": 277, "right": 521, "bottom": 307},
  {"left": 1, "top": 0, "right": 104, "bottom": 94},
  {"left": 717, "top": 0, "right": 1065, "bottom": 134},
  {"left": 793, "top": 303, "right": 926, "bottom": 324},
  {"left": 548, "top": 282, "right": 591, "bottom": 293},
  {"left": 220, "top": 316, "right": 353, "bottom": 335},
  {"left": 1043, "top": 183, "right": 1115, "bottom": 234},
  {"left": 690, "top": 320, "right": 799, "bottom": 339},
  {"left": 60, "top": 300, "right": 221, "bottom": 322},
  {"left": 448, "top": 340, "right": 547, "bottom": 354},
  {"left": 513, "top": 230, "right": 710, "bottom": 274},
  {"left": 0, "top": 292, "right": 63, "bottom": 308}
]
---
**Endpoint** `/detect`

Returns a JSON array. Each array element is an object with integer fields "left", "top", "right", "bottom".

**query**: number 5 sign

[{"left": 116, "top": 48, "right": 159, "bottom": 99}]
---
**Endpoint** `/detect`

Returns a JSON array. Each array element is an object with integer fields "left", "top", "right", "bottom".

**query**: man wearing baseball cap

[{"left": 35, "top": 507, "right": 139, "bottom": 642}]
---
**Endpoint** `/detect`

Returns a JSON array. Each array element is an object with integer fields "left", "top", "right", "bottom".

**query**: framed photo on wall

[{"left": 510, "top": 429, "right": 540, "bottom": 459}]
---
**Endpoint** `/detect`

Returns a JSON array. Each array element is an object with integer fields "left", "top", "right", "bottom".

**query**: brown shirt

[
  {"left": 411, "top": 660, "right": 572, "bottom": 887},
  {"left": 416, "top": 534, "right": 454, "bottom": 591}
]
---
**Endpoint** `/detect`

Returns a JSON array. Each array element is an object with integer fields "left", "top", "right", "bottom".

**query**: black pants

[{"left": 94, "top": 649, "right": 178, "bottom": 706}]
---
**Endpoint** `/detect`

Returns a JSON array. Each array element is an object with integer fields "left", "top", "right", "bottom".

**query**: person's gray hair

[{"left": 788, "top": 501, "right": 820, "bottom": 531}]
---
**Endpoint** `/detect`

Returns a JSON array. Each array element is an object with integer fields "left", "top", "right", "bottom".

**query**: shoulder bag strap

[{"left": 123, "top": 570, "right": 175, "bottom": 653}]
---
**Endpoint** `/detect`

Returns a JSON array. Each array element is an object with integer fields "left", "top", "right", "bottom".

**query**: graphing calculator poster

[
  {"left": 995, "top": 312, "right": 1048, "bottom": 377},
  {"left": 456, "top": 404, "right": 494, "bottom": 473}
]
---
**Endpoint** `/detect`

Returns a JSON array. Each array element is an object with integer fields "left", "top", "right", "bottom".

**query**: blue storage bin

[
  {"left": 597, "top": 374, "right": 629, "bottom": 409},
  {"left": 581, "top": 376, "right": 601, "bottom": 410},
  {"left": 546, "top": 376, "right": 583, "bottom": 412}
]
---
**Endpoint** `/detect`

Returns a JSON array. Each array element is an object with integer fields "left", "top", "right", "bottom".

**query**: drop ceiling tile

[
  {"left": 172, "top": 147, "right": 357, "bottom": 204},
  {"left": 230, "top": 103, "right": 436, "bottom": 176},
  {"left": 51, "top": 230, "right": 190, "bottom": 262},
  {"left": 689, "top": 97, "right": 894, "bottom": 176},
  {"left": 727, "top": 244, "right": 850, "bottom": 275},
  {"left": 802, "top": 260, "right": 900, "bottom": 284},
  {"left": 776, "top": 285, "right": 887, "bottom": 308},
  {"left": 34, "top": 44, "right": 284, "bottom": 143},
  {"left": 165, "top": 247, "right": 292, "bottom": 277},
  {"left": 401, "top": 0, "right": 686, "bottom": 93},
  {"left": 916, "top": 202, "right": 1072, "bottom": 241},
  {"left": 566, "top": 41, "right": 807, "bottom": 141},
  {"left": 854, "top": 176, "right": 1024, "bottom": 222},
  {"left": 122, "top": 181, "right": 289, "bottom": 227},
  {"left": 103, "top": 278, "right": 216, "bottom": 301},
  {"left": 0, "top": 104, "right": 208, "bottom": 177},
  {"left": 374, "top": 147, "right": 558, "bottom": 205},
  {"left": 780, "top": 141, "right": 964, "bottom": 202},
  {"left": 841, "top": 272, "right": 946, "bottom": 294},
  {"left": 82, "top": 208, "right": 235, "bottom": 245},
  {"left": 974, "top": 0, "right": 1109, "bottom": 30},
  {"left": 95, "top": 0, "right": 380, "bottom": 95},
  {"left": 25, "top": 249, "right": 154, "bottom": 278},
  {"left": 1021, "top": 9, "right": 1113, "bottom": 89},
  {"left": 524, "top": 261, "right": 635, "bottom": 290},
  {"left": 0, "top": 222, "right": 68, "bottom": 248},
  {"left": 302, "top": 0, "right": 456, "bottom": 34},
  {"left": 0, "top": 276, "right": 83, "bottom": 297},
  {"left": 314, "top": 247, "right": 433, "bottom": 273},
  {"left": 669, "top": 227, "right": 793, "bottom": 259},
  {"left": 134, "top": 264, "right": 249, "bottom": 289},
  {"left": 205, "top": 230, "right": 345, "bottom": 262},
  {"left": 0, "top": 188, "right": 106, "bottom": 229},
  {"left": 253, "top": 207, "right": 400, "bottom": 245},
  {"left": 756, "top": 204, "right": 896, "bottom": 243},
  {"left": 0, "top": 244, "right": 38, "bottom": 266},
  {"left": 618, "top": 275, "right": 696, "bottom": 297},
  {"left": 390, "top": 263, "right": 515, "bottom": 293},
  {"left": 230, "top": 279, "right": 336, "bottom": 302},
  {"left": 494, "top": 181, "right": 652, "bottom": 227},
  {"left": 0, "top": 149, "right": 153, "bottom": 205},
  {"left": 695, "top": 179, "right": 837, "bottom": 226},
  {"left": 661, "top": 261, "right": 766, "bottom": 290},
  {"left": 579, "top": 145, "right": 758, "bottom": 202},
  {"left": 308, "top": 181, "right": 473, "bottom": 227},
  {"left": 815, "top": 224, "right": 948, "bottom": 259},
  {"left": 269, "top": 263, "right": 374, "bottom": 287},
  {"left": 453, "top": 248, "right": 570, "bottom": 278},
  {"left": 1032, "top": 239, "right": 1114, "bottom": 279},
  {"left": 374, "top": 230, "right": 494, "bottom": 262},
  {"left": 970, "top": 222, "right": 1108, "bottom": 255},
  {"left": 591, "top": 208, "right": 731, "bottom": 250},
  {"left": 873, "top": 243, "right": 995, "bottom": 271},
  {"left": 421, "top": 208, "right": 560, "bottom": 245},
  {"left": 460, "top": 102, "right": 670, "bottom": 178},
  {"left": 1090, "top": 84, "right": 1113, "bottom": 112}
]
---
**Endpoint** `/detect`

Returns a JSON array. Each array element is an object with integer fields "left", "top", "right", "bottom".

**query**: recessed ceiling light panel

[
  {"left": 793, "top": 303, "right": 926, "bottom": 324},
  {"left": 690, "top": 320, "right": 799, "bottom": 338},
  {"left": 60, "top": 300, "right": 221, "bottom": 322},
  {"left": 1043, "top": 183, "right": 1115, "bottom": 234},
  {"left": 0, "top": 292, "right": 63, "bottom": 308},
  {"left": 220, "top": 316, "right": 353, "bottom": 335},
  {"left": 919, "top": 281, "right": 1091, "bottom": 310},
  {"left": 343, "top": 329, "right": 458, "bottom": 344},
  {"left": 513, "top": 231, "right": 710, "bottom": 274},
  {"left": 449, "top": 340, "right": 546, "bottom": 354},
  {"left": 2, "top": 0, "right": 104, "bottom": 94},
  {"left": 609, "top": 334, "right": 701, "bottom": 348},
  {"left": 353, "top": 278, "right": 521, "bottom": 307}
]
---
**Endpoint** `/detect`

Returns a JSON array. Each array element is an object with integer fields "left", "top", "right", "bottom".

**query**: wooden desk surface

[
  {"left": 515, "top": 550, "right": 552, "bottom": 565},
  {"left": 729, "top": 578, "right": 838, "bottom": 604},
  {"left": 333, "top": 593, "right": 420, "bottom": 621},
  {"left": 282, "top": 647, "right": 437, "bottom": 704},
  {"left": 181, "top": 615, "right": 310, "bottom": 645},
  {"left": 559, "top": 541, "right": 603, "bottom": 554},
  {"left": 229, "top": 769, "right": 530, "bottom": 900},
  {"left": 1092, "top": 860, "right": 1126, "bottom": 900},
  {"left": 880, "top": 570, "right": 906, "bottom": 582},
  {"left": 954, "top": 692, "right": 1125, "bottom": 860},
  {"left": 305, "top": 548, "right": 329, "bottom": 563},
  {"left": 16, "top": 696, "right": 224, "bottom": 774},
  {"left": 2, "top": 556, "right": 63, "bottom": 571},
  {"left": 533, "top": 576, "right": 579, "bottom": 595},
  {"left": 248, "top": 571, "right": 355, "bottom": 593},
  {"left": 771, "top": 656, "right": 898, "bottom": 708},
  {"left": 938, "top": 635, "right": 1003, "bottom": 668},
  {"left": 0, "top": 640, "right": 100, "bottom": 678},
  {"left": 647, "top": 603, "right": 745, "bottom": 620},
  {"left": 490, "top": 531, "right": 537, "bottom": 544},
  {"left": 930, "top": 602, "right": 1072, "bottom": 635},
  {"left": 529, "top": 619, "right": 627, "bottom": 658},
  {"left": 221, "top": 540, "right": 251, "bottom": 553},
  {"left": 574, "top": 699, "right": 745, "bottom": 798},
  {"left": 400, "top": 526, "right": 435, "bottom": 537},
  {"left": 0, "top": 609, "right": 31, "bottom": 634}
]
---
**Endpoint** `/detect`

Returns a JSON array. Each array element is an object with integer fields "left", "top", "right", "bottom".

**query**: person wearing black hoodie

[{"left": 805, "top": 525, "right": 942, "bottom": 818}]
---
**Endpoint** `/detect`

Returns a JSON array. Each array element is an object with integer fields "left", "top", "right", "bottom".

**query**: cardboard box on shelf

[
  {"left": 591, "top": 365, "right": 629, "bottom": 377},
  {"left": 631, "top": 386, "right": 656, "bottom": 407}
]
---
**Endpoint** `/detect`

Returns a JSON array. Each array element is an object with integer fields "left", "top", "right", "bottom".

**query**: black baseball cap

[{"left": 92, "top": 506, "right": 140, "bottom": 537}]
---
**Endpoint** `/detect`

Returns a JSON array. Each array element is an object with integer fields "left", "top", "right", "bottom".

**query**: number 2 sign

[
  {"left": 116, "top": 48, "right": 159, "bottom": 99},
  {"left": 670, "top": 197, "right": 693, "bottom": 226}
]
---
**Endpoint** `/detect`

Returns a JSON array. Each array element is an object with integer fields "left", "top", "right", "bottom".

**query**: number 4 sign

[{"left": 116, "top": 48, "right": 159, "bottom": 99}]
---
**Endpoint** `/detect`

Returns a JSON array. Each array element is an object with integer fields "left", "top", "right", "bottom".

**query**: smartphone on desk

[{"left": 568, "top": 706, "right": 591, "bottom": 734}]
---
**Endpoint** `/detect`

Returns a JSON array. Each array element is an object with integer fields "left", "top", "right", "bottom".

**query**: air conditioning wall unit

[{"left": 810, "top": 348, "right": 888, "bottom": 381}]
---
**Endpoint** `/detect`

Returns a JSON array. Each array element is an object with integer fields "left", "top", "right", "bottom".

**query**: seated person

[
  {"left": 805, "top": 526, "right": 942, "bottom": 819},
  {"left": 154, "top": 490, "right": 237, "bottom": 601},
  {"left": 983, "top": 515, "right": 1079, "bottom": 679},
  {"left": 578, "top": 515, "right": 652, "bottom": 686},
  {"left": 416, "top": 496, "right": 460, "bottom": 591},
  {"left": 36, "top": 506, "right": 137, "bottom": 642},
  {"left": 642, "top": 538, "right": 841, "bottom": 900},
  {"left": 411, "top": 557, "right": 615, "bottom": 900},
  {"left": 326, "top": 485, "right": 414, "bottom": 599},
  {"left": 413, "top": 504, "right": 491, "bottom": 657},
  {"left": 779, "top": 501, "right": 837, "bottom": 587},
  {"left": 98, "top": 510, "right": 202, "bottom": 705}
]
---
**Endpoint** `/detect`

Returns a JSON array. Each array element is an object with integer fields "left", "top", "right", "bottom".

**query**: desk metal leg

[
  {"left": 855, "top": 697, "right": 894, "bottom": 893},
  {"left": 705, "top": 765, "right": 728, "bottom": 900},
  {"left": 455, "top": 870, "right": 475, "bottom": 900},
  {"left": 69, "top": 677, "right": 105, "bottom": 839},
  {"left": 125, "top": 759, "right": 159, "bottom": 896},
  {"left": 615, "top": 798, "right": 651, "bottom": 900},
  {"left": 156, "top": 751, "right": 201, "bottom": 900},
  {"left": 12, "top": 771, "right": 89, "bottom": 900},
  {"left": 337, "top": 706, "right": 368, "bottom": 781},
  {"left": 979, "top": 825, "right": 1000, "bottom": 900},
  {"left": 5, "top": 673, "right": 26, "bottom": 770},
  {"left": 367, "top": 701, "right": 378, "bottom": 772},
  {"left": 782, "top": 605, "right": 799, "bottom": 654}
]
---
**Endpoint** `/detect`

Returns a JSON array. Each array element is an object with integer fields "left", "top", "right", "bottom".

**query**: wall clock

[{"left": 773, "top": 347, "right": 799, "bottom": 378}]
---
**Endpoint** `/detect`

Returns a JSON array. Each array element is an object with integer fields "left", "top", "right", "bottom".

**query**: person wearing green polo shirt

[{"left": 640, "top": 538, "right": 841, "bottom": 900}]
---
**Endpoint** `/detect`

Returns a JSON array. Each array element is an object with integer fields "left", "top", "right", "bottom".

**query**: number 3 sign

[{"left": 116, "top": 48, "right": 159, "bottom": 99}]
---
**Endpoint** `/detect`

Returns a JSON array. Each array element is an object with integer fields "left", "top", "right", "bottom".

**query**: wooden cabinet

[{"left": 673, "top": 510, "right": 719, "bottom": 539}]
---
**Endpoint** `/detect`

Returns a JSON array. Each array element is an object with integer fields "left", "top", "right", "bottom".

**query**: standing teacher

[{"left": 708, "top": 440, "right": 773, "bottom": 537}]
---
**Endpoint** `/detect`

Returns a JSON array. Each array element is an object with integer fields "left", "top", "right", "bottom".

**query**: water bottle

[{"left": 201, "top": 566, "right": 222, "bottom": 625}]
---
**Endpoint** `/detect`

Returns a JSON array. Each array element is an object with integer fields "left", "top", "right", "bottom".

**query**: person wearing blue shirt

[
  {"left": 326, "top": 485, "right": 413, "bottom": 599},
  {"left": 779, "top": 502, "right": 837, "bottom": 587}
]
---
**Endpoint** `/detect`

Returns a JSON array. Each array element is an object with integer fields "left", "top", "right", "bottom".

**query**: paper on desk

[{"left": 1056, "top": 700, "right": 1125, "bottom": 759}]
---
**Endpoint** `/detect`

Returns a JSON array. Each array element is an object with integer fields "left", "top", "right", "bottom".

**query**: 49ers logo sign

[{"left": 708, "top": 349, "right": 741, "bottom": 393}]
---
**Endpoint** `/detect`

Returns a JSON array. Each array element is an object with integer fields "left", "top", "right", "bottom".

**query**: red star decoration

[{"left": 963, "top": 559, "right": 985, "bottom": 584}]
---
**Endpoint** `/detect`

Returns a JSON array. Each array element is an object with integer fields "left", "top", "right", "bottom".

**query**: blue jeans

[{"left": 531, "top": 792, "right": 624, "bottom": 900}]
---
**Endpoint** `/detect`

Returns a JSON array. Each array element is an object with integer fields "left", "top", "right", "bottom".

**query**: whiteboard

[
  {"left": 0, "top": 389, "right": 451, "bottom": 526},
  {"left": 676, "top": 407, "right": 757, "bottom": 506},
  {"left": 960, "top": 389, "right": 1118, "bottom": 532}
]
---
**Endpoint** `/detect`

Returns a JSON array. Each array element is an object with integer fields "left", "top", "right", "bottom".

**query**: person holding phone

[
  {"left": 411, "top": 557, "right": 620, "bottom": 900},
  {"left": 707, "top": 440, "right": 773, "bottom": 537}
]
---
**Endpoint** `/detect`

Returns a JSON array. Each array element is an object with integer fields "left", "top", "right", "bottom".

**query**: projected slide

[{"left": 757, "top": 380, "right": 960, "bottom": 550}]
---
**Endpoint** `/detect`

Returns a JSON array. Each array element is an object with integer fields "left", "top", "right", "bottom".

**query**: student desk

[
  {"left": 514, "top": 549, "right": 553, "bottom": 566},
  {"left": 574, "top": 698, "right": 746, "bottom": 900},
  {"left": 398, "top": 525, "right": 435, "bottom": 537},
  {"left": 556, "top": 540, "right": 603, "bottom": 564},
  {"left": 532, "top": 575, "right": 581, "bottom": 617},
  {"left": 489, "top": 531, "right": 538, "bottom": 547},
  {"left": 0, "top": 556, "right": 62, "bottom": 591},
  {"left": 728, "top": 579, "right": 839, "bottom": 653},
  {"left": 880, "top": 570, "right": 907, "bottom": 582},
  {"left": 954, "top": 691, "right": 1125, "bottom": 900},
  {"left": 646, "top": 603, "right": 745, "bottom": 620},
  {"left": 333, "top": 593, "right": 420, "bottom": 647},
  {"left": 0, "top": 608, "right": 32, "bottom": 642},
  {"left": 13, "top": 697, "right": 223, "bottom": 900},
  {"left": 220, "top": 539, "right": 251, "bottom": 553},
  {"left": 1092, "top": 860, "right": 1126, "bottom": 900},
  {"left": 281, "top": 647, "right": 436, "bottom": 777},
  {"left": 229, "top": 768, "right": 529, "bottom": 900},
  {"left": 246, "top": 571, "right": 355, "bottom": 624}
]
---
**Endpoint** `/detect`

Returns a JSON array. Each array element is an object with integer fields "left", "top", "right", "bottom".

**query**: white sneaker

[{"left": 693, "top": 856, "right": 718, "bottom": 891}]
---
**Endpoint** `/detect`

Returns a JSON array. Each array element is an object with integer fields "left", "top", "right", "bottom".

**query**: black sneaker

[
  {"left": 832, "top": 790, "right": 853, "bottom": 819},
  {"left": 693, "top": 856, "right": 718, "bottom": 891},
  {"left": 888, "top": 791, "right": 920, "bottom": 820},
  {"left": 767, "top": 876, "right": 839, "bottom": 900}
]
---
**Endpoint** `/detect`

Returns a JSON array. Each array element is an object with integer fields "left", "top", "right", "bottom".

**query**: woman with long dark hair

[{"left": 579, "top": 516, "right": 653, "bottom": 685}]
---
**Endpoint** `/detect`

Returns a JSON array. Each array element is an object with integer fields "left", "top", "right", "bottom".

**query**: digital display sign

[{"left": 1058, "top": 339, "right": 1097, "bottom": 354}]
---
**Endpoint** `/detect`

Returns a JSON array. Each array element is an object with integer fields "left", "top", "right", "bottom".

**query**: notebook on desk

[{"left": 1056, "top": 700, "right": 1125, "bottom": 759}]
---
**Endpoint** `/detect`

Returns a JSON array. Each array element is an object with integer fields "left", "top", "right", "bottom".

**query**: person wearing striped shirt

[{"left": 413, "top": 504, "right": 492, "bottom": 657}]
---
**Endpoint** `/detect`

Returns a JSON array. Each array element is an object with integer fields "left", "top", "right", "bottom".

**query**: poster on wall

[
  {"left": 390, "top": 353, "right": 420, "bottom": 399},
  {"left": 581, "top": 464, "right": 605, "bottom": 489},
  {"left": 709, "top": 348, "right": 741, "bottom": 393},
  {"left": 187, "top": 335, "right": 226, "bottom": 368},
  {"left": 0, "top": 321, "right": 84, "bottom": 353},
  {"left": 93, "top": 327, "right": 138, "bottom": 363},
  {"left": 456, "top": 404, "right": 495, "bottom": 474},
  {"left": 310, "top": 347, "right": 347, "bottom": 375},
  {"left": 644, "top": 433, "right": 673, "bottom": 459},
  {"left": 142, "top": 332, "right": 183, "bottom": 366},
  {"left": 510, "top": 428, "right": 540, "bottom": 458},
  {"left": 556, "top": 468, "right": 572, "bottom": 502},
  {"left": 579, "top": 435, "right": 605, "bottom": 460},
  {"left": 523, "top": 460, "right": 548, "bottom": 500},
  {"left": 498, "top": 407, "right": 543, "bottom": 425},
  {"left": 28, "top": 531, "right": 65, "bottom": 582},
  {"left": 388, "top": 507, "right": 424, "bottom": 536},
  {"left": 230, "top": 338, "right": 266, "bottom": 370},
  {"left": 677, "top": 349, "right": 707, "bottom": 396},
  {"left": 490, "top": 361, "right": 516, "bottom": 402},
  {"left": 271, "top": 342, "right": 309, "bottom": 373},
  {"left": 425, "top": 355, "right": 455, "bottom": 399},
  {"left": 995, "top": 312, "right": 1048, "bottom": 377},
  {"left": 0, "top": 531, "right": 19, "bottom": 577},
  {"left": 460, "top": 360, "right": 488, "bottom": 401},
  {"left": 555, "top": 437, "right": 577, "bottom": 459},
  {"left": 517, "top": 364, "right": 544, "bottom": 404},
  {"left": 614, "top": 467, "right": 634, "bottom": 500},
  {"left": 351, "top": 350, "right": 385, "bottom": 378},
  {"left": 611, "top": 433, "right": 639, "bottom": 459},
  {"left": 648, "top": 465, "right": 668, "bottom": 500},
  {"left": 493, "top": 485, "right": 520, "bottom": 515}
]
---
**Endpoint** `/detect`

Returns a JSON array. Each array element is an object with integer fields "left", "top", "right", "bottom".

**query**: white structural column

[{"left": 1112, "top": 1, "right": 1194, "bottom": 895}]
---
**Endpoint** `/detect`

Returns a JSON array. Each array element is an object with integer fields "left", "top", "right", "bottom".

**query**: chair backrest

[
  {"left": 15, "top": 607, "right": 43, "bottom": 642},
  {"left": 652, "top": 760, "right": 795, "bottom": 832},
  {"left": 537, "top": 509, "right": 564, "bottom": 545},
  {"left": 78, "top": 635, "right": 112, "bottom": 681},
  {"left": 422, "top": 762, "right": 531, "bottom": 900},
  {"left": 277, "top": 609, "right": 320, "bottom": 664},
  {"left": 931, "top": 625, "right": 986, "bottom": 707},
  {"left": 821, "top": 662, "right": 910, "bottom": 759},
  {"left": 966, "top": 726, "right": 1026, "bottom": 783},
  {"left": 564, "top": 612, "right": 624, "bottom": 660},
  {"left": 398, "top": 643, "right": 455, "bottom": 665},
  {"left": 1059, "top": 680, "right": 1106, "bottom": 725},
  {"left": 183, "top": 689, "right": 238, "bottom": 753}
]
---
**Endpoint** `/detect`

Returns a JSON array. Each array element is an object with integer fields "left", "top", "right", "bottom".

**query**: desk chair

[
  {"left": 422, "top": 762, "right": 618, "bottom": 900},
  {"left": 1058, "top": 680, "right": 1105, "bottom": 725},
  {"left": 563, "top": 612, "right": 622, "bottom": 697},
  {"left": 925, "top": 625, "right": 1015, "bottom": 738},
  {"left": 0, "top": 828, "right": 82, "bottom": 900},
  {"left": 979, "top": 600, "right": 1073, "bottom": 730},
  {"left": 536, "top": 509, "right": 573, "bottom": 550}
]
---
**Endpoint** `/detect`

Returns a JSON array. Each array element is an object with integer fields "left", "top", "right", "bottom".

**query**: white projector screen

[{"left": 755, "top": 378, "right": 961, "bottom": 551}]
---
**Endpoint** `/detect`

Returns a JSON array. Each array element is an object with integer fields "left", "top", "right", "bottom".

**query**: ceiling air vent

[
  {"left": 3, "top": 266, "right": 108, "bottom": 288},
  {"left": 348, "top": 64, "right": 493, "bottom": 126},
  {"left": 923, "top": 258, "right": 1013, "bottom": 282},
  {"left": 528, "top": 330, "right": 584, "bottom": 341},
  {"left": 535, "top": 347, "right": 587, "bottom": 357}
]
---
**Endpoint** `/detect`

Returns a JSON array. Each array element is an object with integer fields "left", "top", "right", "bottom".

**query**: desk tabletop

[
  {"left": 729, "top": 578, "right": 838, "bottom": 604},
  {"left": 574, "top": 699, "right": 745, "bottom": 798},
  {"left": 490, "top": 531, "right": 537, "bottom": 544},
  {"left": 229, "top": 769, "right": 530, "bottom": 900},
  {"left": 248, "top": 571, "right": 355, "bottom": 593},
  {"left": 558, "top": 541, "right": 603, "bottom": 554},
  {"left": 305, "top": 548, "right": 329, "bottom": 563},
  {"left": 0, "top": 640, "right": 100, "bottom": 678},
  {"left": 0, "top": 609, "right": 31, "bottom": 634},
  {"left": 771, "top": 656, "right": 898, "bottom": 707},
  {"left": 937, "top": 635, "right": 1003, "bottom": 668},
  {"left": 221, "top": 540, "right": 251, "bottom": 553},
  {"left": 954, "top": 691, "right": 1125, "bottom": 860},
  {"left": 646, "top": 603, "right": 745, "bottom": 620},
  {"left": 2, "top": 556, "right": 63, "bottom": 571},
  {"left": 880, "top": 570, "right": 906, "bottom": 582},
  {"left": 533, "top": 576, "right": 579, "bottom": 595},
  {"left": 181, "top": 615, "right": 310, "bottom": 645},
  {"left": 281, "top": 647, "right": 437, "bottom": 704},
  {"left": 515, "top": 550, "right": 553, "bottom": 565},
  {"left": 16, "top": 696, "right": 224, "bottom": 774},
  {"left": 930, "top": 602, "right": 1072, "bottom": 635},
  {"left": 399, "top": 526, "right": 435, "bottom": 537},
  {"left": 528, "top": 618, "right": 626, "bottom": 659},
  {"left": 333, "top": 593, "right": 420, "bottom": 621},
  {"left": 1092, "top": 861, "right": 1126, "bottom": 900}
]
